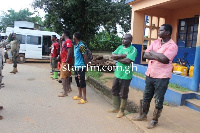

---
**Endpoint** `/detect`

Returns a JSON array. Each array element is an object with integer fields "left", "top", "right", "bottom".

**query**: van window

[
  {"left": 16, "top": 34, "right": 26, "bottom": 44},
  {"left": 27, "top": 35, "right": 41, "bottom": 45}
]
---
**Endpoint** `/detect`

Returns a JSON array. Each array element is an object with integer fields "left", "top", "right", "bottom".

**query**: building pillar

[
  {"left": 131, "top": 10, "right": 145, "bottom": 44},
  {"left": 191, "top": 16, "right": 200, "bottom": 92}
]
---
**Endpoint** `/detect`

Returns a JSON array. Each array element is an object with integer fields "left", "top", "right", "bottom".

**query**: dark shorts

[
  {"left": 75, "top": 68, "right": 86, "bottom": 88},
  {"left": 111, "top": 77, "right": 131, "bottom": 99},
  {"left": 51, "top": 57, "right": 58, "bottom": 68}
]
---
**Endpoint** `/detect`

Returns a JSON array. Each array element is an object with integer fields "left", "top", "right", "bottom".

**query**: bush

[{"left": 90, "top": 31, "right": 122, "bottom": 51}]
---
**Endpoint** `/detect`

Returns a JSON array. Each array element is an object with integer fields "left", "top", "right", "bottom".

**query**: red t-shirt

[
  {"left": 60, "top": 39, "right": 73, "bottom": 63},
  {"left": 51, "top": 41, "right": 59, "bottom": 57}
]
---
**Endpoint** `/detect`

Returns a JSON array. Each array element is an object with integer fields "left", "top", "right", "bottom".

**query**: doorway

[{"left": 42, "top": 36, "right": 52, "bottom": 56}]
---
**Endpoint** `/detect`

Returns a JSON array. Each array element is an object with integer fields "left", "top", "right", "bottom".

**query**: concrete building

[{"left": 126, "top": 0, "right": 200, "bottom": 93}]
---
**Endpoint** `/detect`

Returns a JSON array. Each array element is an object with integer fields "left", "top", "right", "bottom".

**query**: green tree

[
  {"left": 32, "top": 0, "right": 131, "bottom": 44},
  {"left": 0, "top": 9, "right": 43, "bottom": 32},
  {"left": 90, "top": 31, "right": 122, "bottom": 51}
]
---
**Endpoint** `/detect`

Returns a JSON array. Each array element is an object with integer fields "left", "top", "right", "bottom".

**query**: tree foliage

[
  {"left": 0, "top": 9, "right": 43, "bottom": 32},
  {"left": 90, "top": 31, "right": 122, "bottom": 51},
  {"left": 32, "top": 0, "right": 131, "bottom": 44}
]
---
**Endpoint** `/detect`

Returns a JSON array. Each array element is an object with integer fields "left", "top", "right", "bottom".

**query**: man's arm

[
  {"left": 0, "top": 39, "right": 9, "bottom": 48},
  {"left": 66, "top": 47, "right": 72, "bottom": 64},
  {"left": 111, "top": 53, "right": 126, "bottom": 60},
  {"left": 79, "top": 45, "right": 88, "bottom": 66},
  {"left": 143, "top": 52, "right": 156, "bottom": 60},
  {"left": 82, "top": 54, "right": 88, "bottom": 66},
  {"left": 15, "top": 41, "right": 20, "bottom": 56},
  {"left": 149, "top": 50, "right": 169, "bottom": 64},
  {"left": 117, "top": 58, "right": 132, "bottom": 64}
]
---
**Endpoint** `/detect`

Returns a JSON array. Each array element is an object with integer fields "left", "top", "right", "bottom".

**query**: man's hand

[
  {"left": 59, "top": 37, "right": 63, "bottom": 43},
  {"left": 111, "top": 54, "right": 126, "bottom": 60}
]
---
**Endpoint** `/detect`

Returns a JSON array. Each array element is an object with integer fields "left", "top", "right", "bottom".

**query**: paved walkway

[{"left": 0, "top": 63, "right": 140, "bottom": 133}]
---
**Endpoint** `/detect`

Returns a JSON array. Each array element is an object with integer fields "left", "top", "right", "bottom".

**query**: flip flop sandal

[
  {"left": 72, "top": 96, "right": 82, "bottom": 100},
  {"left": 1, "top": 83, "right": 4, "bottom": 85},
  {"left": 78, "top": 99, "right": 88, "bottom": 104},
  {"left": 58, "top": 94, "right": 68, "bottom": 97}
]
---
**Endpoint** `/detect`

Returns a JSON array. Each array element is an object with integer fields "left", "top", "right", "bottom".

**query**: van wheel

[{"left": 18, "top": 54, "right": 26, "bottom": 64}]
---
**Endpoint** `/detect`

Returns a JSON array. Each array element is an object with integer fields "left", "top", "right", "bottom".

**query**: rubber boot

[
  {"left": 10, "top": 67, "right": 17, "bottom": 74},
  {"left": 10, "top": 67, "right": 15, "bottom": 74},
  {"left": 15, "top": 68, "right": 18, "bottom": 73},
  {"left": 116, "top": 99, "right": 127, "bottom": 118},
  {"left": 52, "top": 71, "right": 58, "bottom": 79},
  {"left": 146, "top": 109, "right": 162, "bottom": 129},
  {"left": 108, "top": 96, "right": 120, "bottom": 113},
  {"left": 132, "top": 100, "right": 150, "bottom": 121}
]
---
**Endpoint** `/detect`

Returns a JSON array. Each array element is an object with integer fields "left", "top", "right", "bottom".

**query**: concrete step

[
  {"left": 185, "top": 99, "right": 200, "bottom": 112},
  {"left": 195, "top": 93, "right": 200, "bottom": 100}
]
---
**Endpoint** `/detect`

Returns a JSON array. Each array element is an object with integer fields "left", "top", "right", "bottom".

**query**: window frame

[
  {"left": 26, "top": 35, "right": 42, "bottom": 45},
  {"left": 177, "top": 16, "right": 199, "bottom": 48},
  {"left": 16, "top": 34, "right": 26, "bottom": 44}
]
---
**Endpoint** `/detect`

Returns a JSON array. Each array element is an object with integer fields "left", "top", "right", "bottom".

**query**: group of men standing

[
  {"left": 109, "top": 24, "right": 178, "bottom": 129},
  {"left": 50, "top": 31, "right": 88, "bottom": 104},
  {"left": 50, "top": 24, "right": 178, "bottom": 129},
  {"left": 0, "top": 33, "right": 20, "bottom": 120}
]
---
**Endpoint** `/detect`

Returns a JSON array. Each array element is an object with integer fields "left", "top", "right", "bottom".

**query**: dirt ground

[
  {"left": 0, "top": 62, "right": 140, "bottom": 133},
  {"left": 99, "top": 72, "right": 115, "bottom": 88}
]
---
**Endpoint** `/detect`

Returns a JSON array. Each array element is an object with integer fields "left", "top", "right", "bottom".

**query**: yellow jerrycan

[
  {"left": 172, "top": 63, "right": 180, "bottom": 71},
  {"left": 177, "top": 66, "right": 188, "bottom": 76},
  {"left": 189, "top": 65, "right": 194, "bottom": 77}
]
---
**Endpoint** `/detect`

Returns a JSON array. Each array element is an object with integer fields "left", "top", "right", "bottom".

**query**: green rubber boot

[
  {"left": 108, "top": 96, "right": 120, "bottom": 113},
  {"left": 116, "top": 99, "right": 127, "bottom": 118},
  {"left": 53, "top": 71, "right": 58, "bottom": 79}
]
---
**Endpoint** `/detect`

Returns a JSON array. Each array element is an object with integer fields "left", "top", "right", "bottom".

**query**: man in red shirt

[
  {"left": 58, "top": 31, "right": 73, "bottom": 97},
  {"left": 50, "top": 35, "right": 59, "bottom": 72}
]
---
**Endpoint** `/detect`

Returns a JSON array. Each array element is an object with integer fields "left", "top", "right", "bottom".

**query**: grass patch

[
  {"left": 86, "top": 70, "right": 102, "bottom": 80},
  {"left": 168, "top": 83, "right": 190, "bottom": 92},
  {"left": 163, "top": 101, "right": 169, "bottom": 106},
  {"left": 100, "top": 77, "right": 114, "bottom": 83},
  {"left": 133, "top": 71, "right": 146, "bottom": 79},
  {"left": 133, "top": 71, "right": 190, "bottom": 92}
]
